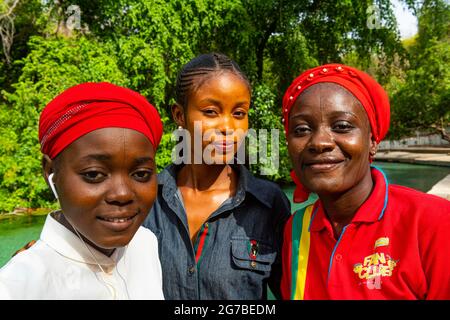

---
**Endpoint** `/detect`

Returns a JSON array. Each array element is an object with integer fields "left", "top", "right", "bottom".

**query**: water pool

[
  {"left": 1, "top": 161, "right": 449, "bottom": 268},
  {"left": 0, "top": 215, "right": 47, "bottom": 268}
]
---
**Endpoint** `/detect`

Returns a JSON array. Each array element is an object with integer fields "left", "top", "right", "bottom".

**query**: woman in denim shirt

[{"left": 144, "top": 53, "right": 290, "bottom": 299}]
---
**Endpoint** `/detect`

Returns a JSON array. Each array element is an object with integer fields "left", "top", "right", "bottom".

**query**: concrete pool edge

[
  {"left": 375, "top": 150, "right": 450, "bottom": 167},
  {"left": 375, "top": 149, "right": 450, "bottom": 200},
  {"left": 427, "top": 174, "right": 450, "bottom": 200}
]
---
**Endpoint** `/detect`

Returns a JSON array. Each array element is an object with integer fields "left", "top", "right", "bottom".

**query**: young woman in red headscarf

[
  {"left": 0, "top": 83, "right": 165, "bottom": 299},
  {"left": 280, "top": 64, "right": 450, "bottom": 300}
]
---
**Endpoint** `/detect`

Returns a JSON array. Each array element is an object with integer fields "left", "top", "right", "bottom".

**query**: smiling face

[
  {"left": 287, "top": 82, "right": 377, "bottom": 196},
  {"left": 173, "top": 70, "right": 250, "bottom": 164},
  {"left": 44, "top": 127, "right": 157, "bottom": 252}
]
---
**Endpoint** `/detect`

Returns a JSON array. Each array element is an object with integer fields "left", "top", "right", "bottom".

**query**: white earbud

[{"left": 48, "top": 173, "right": 58, "bottom": 199}]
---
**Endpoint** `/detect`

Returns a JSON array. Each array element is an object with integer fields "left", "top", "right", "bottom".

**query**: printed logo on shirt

[
  {"left": 353, "top": 242, "right": 398, "bottom": 290},
  {"left": 374, "top": 237, "right": 389, "bottom": 249}
]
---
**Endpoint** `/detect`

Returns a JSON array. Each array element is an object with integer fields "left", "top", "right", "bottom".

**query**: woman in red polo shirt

[{"left": 280, "top": 64, "right": 450, "bottom": 300}]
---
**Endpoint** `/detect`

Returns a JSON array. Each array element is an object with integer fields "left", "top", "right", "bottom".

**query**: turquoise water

[
  {"left": 372, "top": 161, "right": 449, "bottom": 192},
  {"left": 0, "top": 215, "right": 46, "bottom": 268},
  {"left": 1, "top": 162, "right": 449, "bottom": 268}
]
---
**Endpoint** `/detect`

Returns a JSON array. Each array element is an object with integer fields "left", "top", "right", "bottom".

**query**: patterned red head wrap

[
  {"left": 39, "top": 82, "right": 163, "bottom": 159},
  {"left": 282, "top": 63, "right": 390, "bottom": 202}
]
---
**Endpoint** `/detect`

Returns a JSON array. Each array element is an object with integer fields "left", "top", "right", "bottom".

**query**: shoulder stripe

[{"left": 291, "top": 205, "right": 314, "bottom": 300}]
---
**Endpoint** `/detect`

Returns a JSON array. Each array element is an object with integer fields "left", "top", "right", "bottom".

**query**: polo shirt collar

[
  {"left": 40, "top": 212, "right": 124, "bottom": 267},
  {"left": 309, "top": 166, "right": 389, "bottom": 232}
]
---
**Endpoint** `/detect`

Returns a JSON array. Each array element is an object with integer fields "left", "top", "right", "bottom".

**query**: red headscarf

[
  {"left": 282, "top": 63, "right": 390, "bottom": 202},
  {"left": 39, "top": 82, "right": 163, "bottom": 159}
]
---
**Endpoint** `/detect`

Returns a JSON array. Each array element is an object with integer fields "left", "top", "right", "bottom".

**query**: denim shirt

[{"left": 143, "top": 164, "right": 291, "bottom": 300}]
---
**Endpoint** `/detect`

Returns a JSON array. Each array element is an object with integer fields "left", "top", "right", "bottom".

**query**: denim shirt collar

[{"left": 158, "top": 164, "right": 274, "bottom": 223}]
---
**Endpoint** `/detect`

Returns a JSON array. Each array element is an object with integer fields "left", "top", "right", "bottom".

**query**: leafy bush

[
  {"left": 0, "top": 0, "right": 447, "bottom": 213},
  {"left": 248, "top": 84, "right": 291, "bottom": 182}
]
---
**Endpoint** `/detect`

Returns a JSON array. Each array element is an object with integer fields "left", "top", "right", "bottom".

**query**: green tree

[
  {"left": 248, "top": 84, "right": 291, "bottom": 181},
  {"left": 0, "top": 0, "right": 45, "bottom": 94},
  {"left": 1, "top": 0, "right": 441, "bottom": 212},
  {"left": 413, "top": 0, "right": 450, "bottom": 53},
  {"left": 390, "top": 0, "right": 449, "bottom": 140}
]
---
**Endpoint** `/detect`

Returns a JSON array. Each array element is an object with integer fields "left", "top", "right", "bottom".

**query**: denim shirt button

[
  {"left": 250, "top": 261, "right": 257, "bottom": 268},
  {"left": 188, "top": 266, "right": 195, "bottom": 275}
]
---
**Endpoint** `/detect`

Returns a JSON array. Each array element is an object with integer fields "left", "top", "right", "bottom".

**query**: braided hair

[{"left": 175, "top": 53, "right": 251, "bottom": 108}]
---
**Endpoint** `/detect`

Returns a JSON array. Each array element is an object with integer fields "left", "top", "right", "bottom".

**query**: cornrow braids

[{"left": 175, "top": 53, "right": 251, "bottom": 108}]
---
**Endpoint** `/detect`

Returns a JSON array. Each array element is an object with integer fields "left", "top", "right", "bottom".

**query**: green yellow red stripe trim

[
  {"left": 291, "top": 205, "right": 314, "bottom": 300},
  {"left": 195, "top": 223, "right": 209, "bottom": 263}
]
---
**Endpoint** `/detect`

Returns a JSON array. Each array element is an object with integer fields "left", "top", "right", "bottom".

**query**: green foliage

[
  {"left": 414, "top": 0, "right": 450, "bottom": 54},
  {"left": 0, "top": 0, "right": 447, "bottom": 212},
  {"left": 389, "top": 0, "right": 450, "bottom": 138},
  {"left": 156, "top": 132, "right": 177, "bottom": 172},
  {"left": 114, "top": 36, "right": 168, "bottom": 107},
  {"left": 0, "top": 0, "right": 45, "bottom": 93},
  {"left": 267, "top": 27, "right": 318, "bottom": 98},
  {"left": 248, "top": 84, "right": 290, "bottom": 182},
  {"left": 391, "top": 39, "right": 450, "bottom": 137}
]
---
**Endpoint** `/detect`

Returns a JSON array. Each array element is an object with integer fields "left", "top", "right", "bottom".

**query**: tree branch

[
  {"left": 437, "top": 128, "right": 450, "bottom": 143},
  {"left": 0, "top": 0, "right": 20, "bottom": 64},
  {"left": 431, "top": 119, "right": 450, "bottom": 143},
  {"left": 0, "top": 0, "right": 20, "bottom": 19}
]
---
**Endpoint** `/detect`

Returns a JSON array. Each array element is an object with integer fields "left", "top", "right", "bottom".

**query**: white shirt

[{"left": 0, "top": 213, "right": 164, "bottom": 300}]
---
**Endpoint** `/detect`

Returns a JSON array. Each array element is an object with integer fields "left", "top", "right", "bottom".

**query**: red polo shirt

[{"left": 281, "top": 167, "right": 450, "bottom": 300}]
